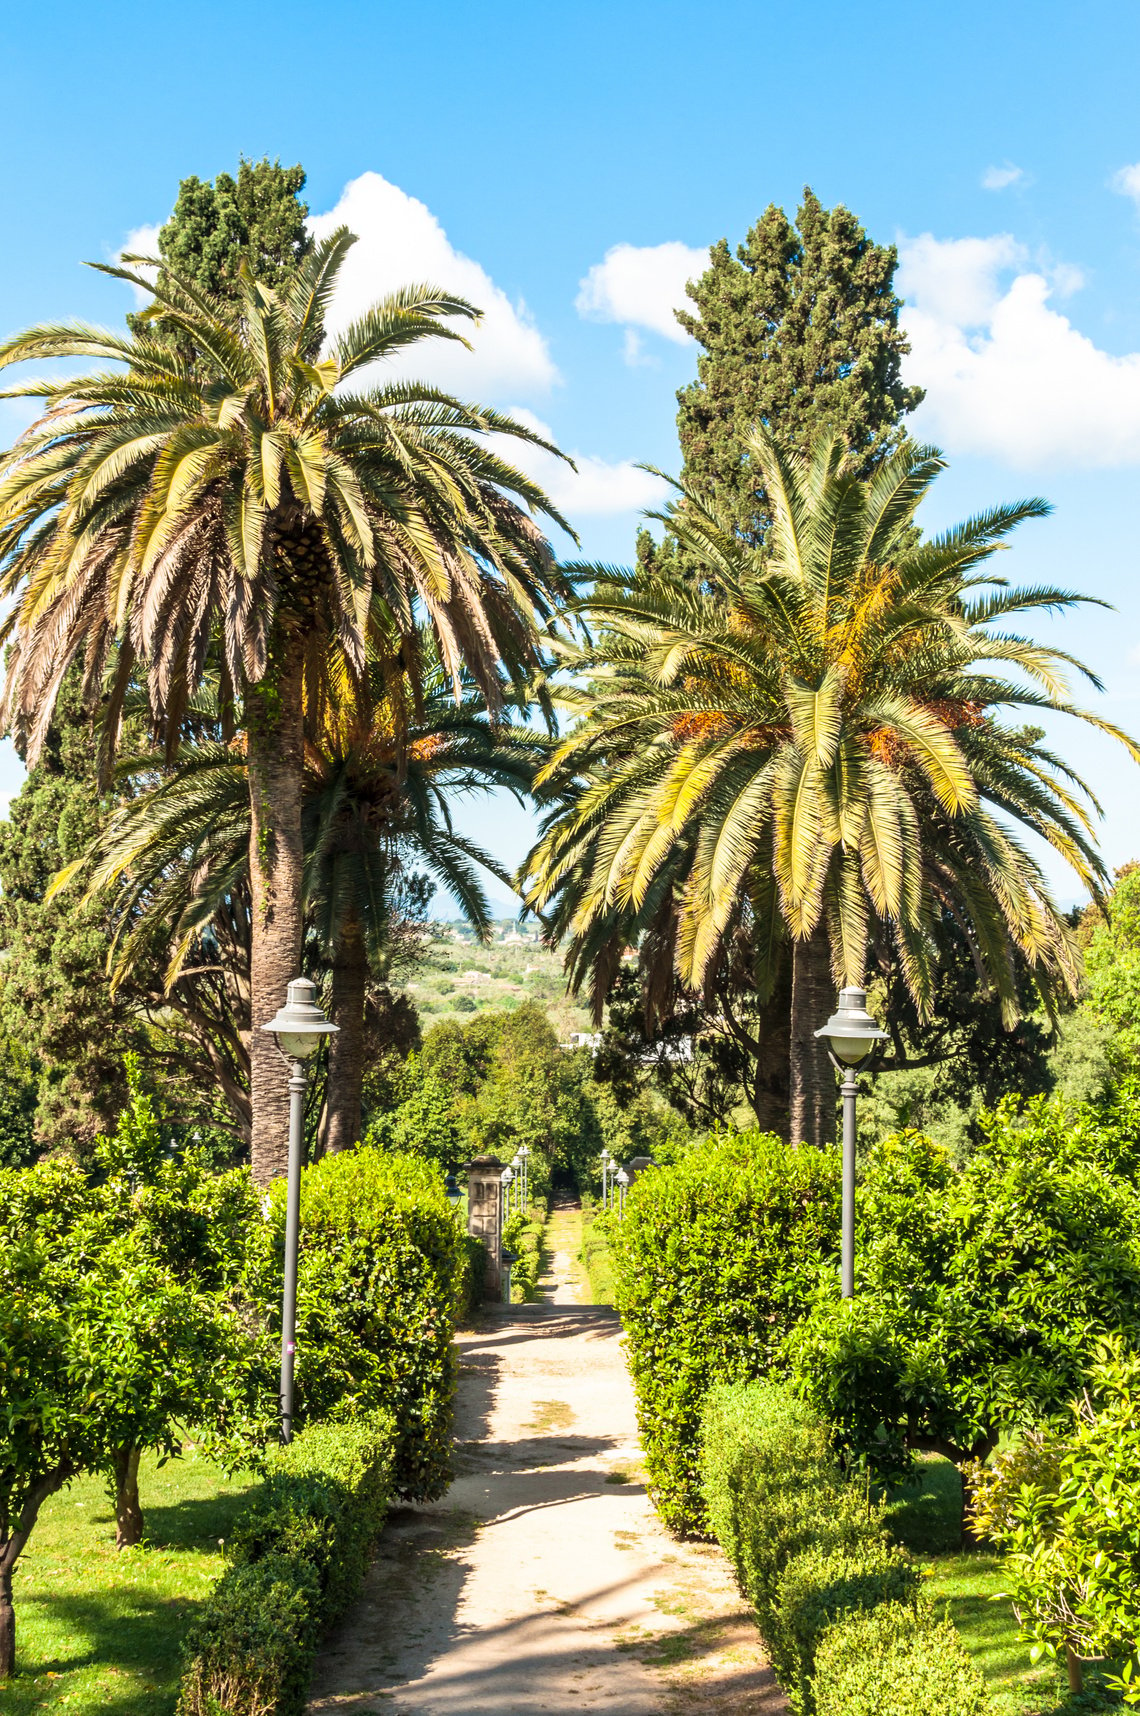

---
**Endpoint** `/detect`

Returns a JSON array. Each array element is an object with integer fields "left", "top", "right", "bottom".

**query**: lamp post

[
  {"left": 616, "top": 1166, "right": 629, "bottom": 1218},
  {"left": 444, "top": 1170, "right": 462, "bottom": 1208},
  {"left": 261, "top": 977, "right": 338, "bottom": 1444},
  {"left": 500, "top": 1164, "right": 514, "bottom": 1223},
  {"left": 518, "top": 1144, "right": 530, "bottom": 1208},
  {"left": 814, "top": 987, "right": 887, "bottom": 1300},
  {"left": 511, "top": 1152, "right": 523, "bottom": 1213}
]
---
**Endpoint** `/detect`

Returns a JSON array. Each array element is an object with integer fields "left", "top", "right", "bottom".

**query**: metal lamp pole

[
  {"left": 814, "top": 987, "right": 886, "bottom": 1300},
  {"left": 518, "top": 1145, "right": 530, "bottom": 1208},
  {"left": 262, "top": 977, "right": 337, "bottom": 1444},
  {"left": 616, "top": 1166, "right": 629, "bottom": 1217}
]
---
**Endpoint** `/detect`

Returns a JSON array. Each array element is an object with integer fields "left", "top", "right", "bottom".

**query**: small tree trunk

[
  {"left": 0, "top": 1560, "right": 14, "bottom": 1679},
  {"left": 112, "top": 1444, "right": 144, "bottom": 1549},
  {"left": 247, "top": 631, "right": 307, "bottom": 1186},
  {"left": 1066, "top": 1644, "right": 1083, "bottom": 1695},
  {"left": 789, "top": 930, "right": 837, "bottom": 1147},
  {"left": 322, "top": 916, "right": 369, "bottom": 1154}
]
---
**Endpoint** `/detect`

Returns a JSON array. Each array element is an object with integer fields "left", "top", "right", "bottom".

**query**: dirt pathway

[
  {"left": 308, "top": 1299, "right": 784, "bottom": 1715},
  {"left": 536, "top": 1198, "right": 586, "bottom": 1305}
]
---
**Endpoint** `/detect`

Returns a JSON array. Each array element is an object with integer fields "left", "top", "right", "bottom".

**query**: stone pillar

[{"left": 465, "top": 1154, "right": 506, "bottom": 1300}]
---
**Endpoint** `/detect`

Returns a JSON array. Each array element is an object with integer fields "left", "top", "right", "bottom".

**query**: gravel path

[{"left": 308, "top": 1280, "right": 784, "bottom": 1714}]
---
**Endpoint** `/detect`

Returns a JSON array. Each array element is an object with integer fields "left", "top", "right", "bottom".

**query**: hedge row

[
  {"left": 610, "top": 1131, "right": 839, "bottom": 1532},
  {"left": 578, "top": 1201, "right": 615, "bottom": 1306},
  {"left": 701, "top": 1381, "right": 989, "bottom": 1715},
  {"left": 178, "top": 1412, "right": 396, "bottom": 1716},
  {"left": 502, "top": 1204, "right": 547, "bottom": 1300}
]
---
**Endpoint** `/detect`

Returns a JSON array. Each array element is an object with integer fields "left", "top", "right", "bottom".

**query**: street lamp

[
  {"left": 616, "top": 1166, "right": 629, "bottom": 1218},
  {"left": 517, "top": 1144, "right": 530, "bottom": 1208},
  {"left": 262, "top": 976, "right": 338, "bottom": 1444},
  {"left": 815, "top": 986, "right": 887, "bottom": 1300},
  {"left": 444, "top": 1170, "right": 462, "bottom": 1207},
  {"left": 500, "top": 1163, "right": 514, "bottom": 1221}
]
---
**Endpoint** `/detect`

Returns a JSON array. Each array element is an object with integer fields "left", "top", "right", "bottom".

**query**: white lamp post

[
  {"left": 500, "top": 1164, "right": 514, "bottom": 1224},
  {"left": 261, "top": 977, "right": 338, "bottom": 1444},
  {"left": 814, "top": 986, "right": 887, "bottom": 1299},
  {"left": 616, "top": 1165, "right": 629, "bottom": 1218},
  {"left": 517, "top": 1144, "right": 530, "bottom": 1208}
]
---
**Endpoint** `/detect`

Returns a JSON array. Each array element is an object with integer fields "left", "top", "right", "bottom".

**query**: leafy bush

[
  {"left": 255, "top": 1147, "right": 467, "bottom": 1501},
  {"left": 501, "top": 1206, "right": 545, "bottom": 1300},
  {"left": 968, "top": 1339, "right": 1140, "bottom": 1702},
  {"left": 578, "top": 1199, "right": 615, "bottom": 1306},
  {"left": 612, "top": 1132, "right": 840, "bottom": 1532},
  {"left": 770, "top": 1542, "right": 921, "bottom": 1712},
  {"left": 701, "top": 1382, "right": 881, "bottom": 1633},
  {"left": 785, "top": 1123, "right": 1140, "bottom": 1513},
  {"left": 177, "top": 1413, "right": 395, "bottom": 1716},
  {"left": 810, "top": 1601, "right": 990, "bottom": 1716}
]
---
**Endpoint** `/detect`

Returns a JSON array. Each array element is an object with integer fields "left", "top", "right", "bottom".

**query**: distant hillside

[{"left": 401, "top": 922, "right": 592, "bottom": 1037}]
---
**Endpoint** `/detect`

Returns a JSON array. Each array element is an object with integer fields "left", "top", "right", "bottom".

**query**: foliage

[
  {"left": 1084, "top": 866, "right": 1140, "bottom": 1074},
  {"left": 253, "top": 1147, "right": 467, "bottom": 1500},
  {"left": 0, "top": 1041, "right": 39, "bottom": 1171},
  {"left": 770, "top": 1542, "right": 923, "bottom": 1713},
  {"left": 155, "top": 157, "right": 312, "bottom": 301},
  {"left": 578, "top": 1200, "right": 615, "bottom": 1306},
  {"left": 700, "top": 1381, "right": 881, "bottom": 1629},
  {"left": 364, "top": 1053, "right": 464, "bottom": 1165},
  {"left": 672, "top": 188, "right": 922, "bottom": 547},
  {"left": 610, "top": 1133, "right": 840, "bottom": 1532},
  {"left": 0, "top": 1157, "right": 263, "bottom": 1676},
  {"left": 785, "top": 1122, "right": 1140, "bottom": 1501},
  {"left": 524, "top": 426, "right": 1132, "bottom": 1147},
  {"left": 177, "top": 1413, "right": 395, "bottom": 1716},
  {"left": 811, "top": 1601, "right": 990, "bottom": 1716},
  {"left": 501, "top": 1206, "right": 545, "bottom": 1300},
  {"left": 969, "top": 1342, "right": 1140, "bottom": 1703}
]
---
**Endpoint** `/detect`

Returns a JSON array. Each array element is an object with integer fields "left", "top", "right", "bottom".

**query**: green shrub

[
  {"left": 811, "top": 1601, "right": 990, "bottom": 1716},
  {"left": 578, "top": 1200, "right": 614, "bottom": 1306},
  {"left": 502, "top": 1206, "right": 546, "bottom": 1300},
  {"left": 257, "top": 1148, "right": 466, "bottom": 1501},
  {"left": 613, "top": 1133, "right": 840, "bottom": 1533},
  {"left": 461, "top": 1233, "right": 486, "bottom": 1315},
  {"left": 177, "top": 1413, "right": 395, "bottom": 1716},
  {"left": 770, "top": 1542, "right": 922, "bottom": 1712},
  {"left": 701, "top": 1381, "right": 880, "bottom": 1630}
]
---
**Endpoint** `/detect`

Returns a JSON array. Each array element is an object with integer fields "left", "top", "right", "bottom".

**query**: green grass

[
  {"left": 577, "top": 1202, "right": 615, "bottom": 1305},
  {"left": 885, "top": 1457, "right": 1119, "bottom": 1714},
  {"left": 6, "top": 1449, "right": 259, "bottom": 1716}
]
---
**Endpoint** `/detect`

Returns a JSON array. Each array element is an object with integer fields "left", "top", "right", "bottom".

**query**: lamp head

[
  {"left": 261, "top": 976, "right": 338, "bottom": 1061},
  {"left": 444, "top": 1171, "right": 461, "bottom": 1206},
  {"left": 815, "top": 986, "right": 887, "bottom": 1065},
  {"left": 501, "top": 1166, "right": 514, "bottom": 1185},
  {"left": 616, "top": 1167, "right": 629, "bottom": 1185}
]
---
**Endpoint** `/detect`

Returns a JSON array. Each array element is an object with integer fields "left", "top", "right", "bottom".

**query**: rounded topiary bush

[
  {"left": 258, "top": 1148, "right": 468, "bottom": 1500},
  {"left": 771, "top": 1542, "right": 922, "bottom": 1712},
  {"left": 811, "top": 1601, "right": 990, "bottom": 1716},
  {"left": 611, "top": 1132, "right": 840, "bottom": 1532}
]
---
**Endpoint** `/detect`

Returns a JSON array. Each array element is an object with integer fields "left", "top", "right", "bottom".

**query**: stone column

[{"left": 465, "top": 1154, "right": 506, "bottom": 1300}]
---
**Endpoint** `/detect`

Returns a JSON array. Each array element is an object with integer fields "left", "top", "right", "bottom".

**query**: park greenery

[{"left": 2, "top": 154, "right": 1140, "bottom": 1708}]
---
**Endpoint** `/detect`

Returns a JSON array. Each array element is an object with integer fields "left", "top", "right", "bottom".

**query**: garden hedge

[
  {"left": 811, "top": 1602, "right": 989, "bottom": 1716},
  {"left": 258, "top": 1147, "right": 467, "bottom": 1500},
  {"left": 610, "top": 1132, "right": 839, "bottom": 1532},
  {"left": 177, "top": 1411, "right": 396, "bottom": 1716},
  {"left": 700, "top": 1382, "right": 991, "bottom": 1715}
]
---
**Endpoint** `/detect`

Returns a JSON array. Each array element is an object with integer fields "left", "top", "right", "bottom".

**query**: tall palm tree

[
  {"left": 0, "top": 233, "right": 572, "bottom": 1179},
  {"left": 57, "top": 656, "right": 546, "bottom": 1152},
  {"left": 523, "top": 428, "right": 1140, "bottom": 1146}
]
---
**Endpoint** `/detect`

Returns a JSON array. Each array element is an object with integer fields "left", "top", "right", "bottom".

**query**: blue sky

[{"left": 3, "top": 0, "right": 1140, "bottom": 909}]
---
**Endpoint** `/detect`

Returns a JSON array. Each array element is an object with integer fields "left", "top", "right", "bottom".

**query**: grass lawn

[
  {"left": 886, "top": 1457, "right": 1120, "bottom": 1714},
  {"left": 6, "top": 1449, "right": 259, "bottom": 1716}
]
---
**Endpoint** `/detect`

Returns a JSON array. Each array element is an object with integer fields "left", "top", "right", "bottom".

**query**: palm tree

[
  {"left": 523, "top": 428, "right": 1140, "bottom": 1146},
  {"left": 59, "top": 653, "right": 546, "bottom": 1152},
  {"left": 0, "top": 233, "right": 572, "bottom": 1179}
]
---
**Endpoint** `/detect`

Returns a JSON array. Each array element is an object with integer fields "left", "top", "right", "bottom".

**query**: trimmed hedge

[
  {"left": 178, "top": 1412, "right": 395, "bottom": 1716},
  {"left": 502, "top": 1205, "right": 546, "bottom": 1300},
  {"left": 611, "top": 1131, "right": 839, "bottom": 1533},
  {"left": 812, "top": 1602, "right": 990, "bottom": 1716},
  {"left": 701, "top": 1382, "right": 991, "bottom": 1715},
  {"left": 701, "top": 1382, "right": 881, "bottom": 1633},
  {"left": 770, "top": 1543, "right": 921, "bottom": 1712},
  {"left": 578, "top": 1200, "right": 615, "bottom": 1306},
  {"left": 259, "top": 1147, "right": 467, "bottom": 1500}
]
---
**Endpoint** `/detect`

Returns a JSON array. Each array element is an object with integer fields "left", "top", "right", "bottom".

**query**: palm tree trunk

[
  {"left": 112, "top": 1444, "right": 143, "bottom": 1549},
  {"left": 789, "top": 929, "right": 837, "bottom": 1147},
  {"left": 247, "top": 632, "right": 306, "bottom": 1186},
  {"left": 750, "top": 968, "right": 792, "bottom": 1139},
  {"left": 322, "top": 914, "right": 369, "bottom": 1154}
]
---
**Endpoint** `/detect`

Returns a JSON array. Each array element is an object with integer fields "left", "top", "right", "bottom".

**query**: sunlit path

[{"left": 307, "top": 1305, "right": 785, "bottom": 1715}]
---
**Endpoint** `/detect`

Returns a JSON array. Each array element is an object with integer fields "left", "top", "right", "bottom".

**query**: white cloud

[
  {"left": 898, "top": 232, "right": 1140, "bottom": 467},
  {"left": 981, "top": 162, "right": 1025, "bottom": 191},
  {"left": 1112, "top": 162, "right": 1140, "bottom": 207},
  {"left": 495, "top": 409, "right": 669, "bottom": 522},
  {"left": 118, "top": 224, "right": 162, "bottom": 305},
  {"left": 309, "top": 172, "right": 557, "bottom": 398},
  {"left": 576, "top": 240, "right": 709, "bottom": 350}
]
